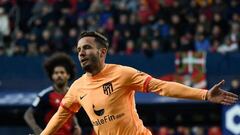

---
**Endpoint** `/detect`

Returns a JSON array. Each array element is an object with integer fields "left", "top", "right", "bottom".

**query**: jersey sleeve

[
  {"left": 60, "top": 81, "right": 81, "bottom": 113},
  {"left": 32, "top": 91, "right": 49, "bottom": 110},
  {"left": 148, "top": 78, "right": 208, "bottom": 100},
  {"left": 122, "top": 66, "right": 152, "bottom": 93}
]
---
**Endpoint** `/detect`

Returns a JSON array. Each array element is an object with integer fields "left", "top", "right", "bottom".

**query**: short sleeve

[
  {"left": 32, "top": 90, "right": 50, "bottom": 109},
  {"left": 122, "top": 66, "right": 152, "bottom": 93},
  {"left": 60, "top": 81, "right": 81, "bottom": 113}
]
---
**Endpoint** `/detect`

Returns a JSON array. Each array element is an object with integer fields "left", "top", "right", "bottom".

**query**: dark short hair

[
  {"left": 79, "top": 31, "right": 109, "bottom": 49},
  {"left": 44, "top": 52, "right": 76, "bottom": 81}
]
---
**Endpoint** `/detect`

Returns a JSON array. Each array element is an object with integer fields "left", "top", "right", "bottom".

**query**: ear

[{"left": 100, "top": 48, "right": 107, "bottom": 57}]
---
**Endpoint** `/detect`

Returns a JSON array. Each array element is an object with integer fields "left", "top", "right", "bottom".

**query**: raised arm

[
  {"left": 148, "top": 78, "right": 238, "bottom": 104},
  {"left": 148, "top": 77, "right": 208, "bottom": 100},
  {"left": 123, "top": 66, "right": 239, "bottom": 105}
]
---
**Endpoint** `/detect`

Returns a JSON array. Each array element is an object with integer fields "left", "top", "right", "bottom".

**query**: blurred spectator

[
  {"left": 27, "top": 42, "right": 38, "bottom": 56},
  {"left": 192, "top": 126, "right": 205, "bottom": 135},
  {"left": 66, "top": 28, "right": 78, "bottom": 53},
  {"left": 104, "top": 16, "right": 114, "bottom": 34},
  {"left": 211, "top": 0, "right": 227, "bottom": 15},
  {"left": 13, "top": 30, "right": 28, "bottom": 55},
  {"left": 211, "top": 13, "right": 228, "bottom": 35},
  {"left": 217, "top": 37, "right": 238, "bottom": 54},
  {"left": 176, "top": 126, "right": 191, "bottom": 135},
  {"left": 141, "top": 41, "right": 153, "bottom": 57},
  {"left": 210, "top": 25, "right": 224, "bottom": 43},
  {"left": 39, "top": 30, "right": 51, "bottom": 55},
  {"left": 228, "top": 22, "right": 240, "bottom": 47},
  {"left": 109, "top": 30, "right": 120, "bottom": 54},
  {"left": 226, "top": 0, "right": 240, "bottom": 20},
  {"left": 229, "top": 78, "right": 240, "bottom": 96},
  {"left": 116, "top": 14, "right": 129, "bottom": 33},
  {"left": 125, "top": 39, "right": 135, "bottom": 55},
  {"left": 194, "top": 33, "right": 211, "bottom": 52},
  {"left": 0, "top": 7, "right": 10, "bottom": 47},
  {"left": 198, "top": 0, "right": 213, "bottom": 21},
  {"left": 179, "top": 32, "right": 194, "bottom": 52},
  {"left": 137, "top": 0, "right": 154, "bottom": 24},
  {"left": 198, "top": 14, "right": 210, "bottom": 34},
  {"left": 137, "top": 27, "right": 151, "bottom": 51},
  {"left": 208, "top": 126, "right": 222, "bottom": 135},
  {"left": 210, "top": 40, "right": 221, "bottom": 53},
  {"left": 151, "top": 39, "right": 162, "bottom": 54},
  {"left": 168, "top": 27, "right": 179, "bottom": 52},
  {"left": 156, "top": 126, "right": 170, "bottom": 135}
]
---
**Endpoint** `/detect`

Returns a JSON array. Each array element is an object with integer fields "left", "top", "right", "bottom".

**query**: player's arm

[
  {"left": 40, "top": 106, "right": 73, "bottom": 135},
  {"left": 146, "top": 77, "right": 207, "bottom": 100},
  {"left": 123, "top": 66, "right": 239, "bottom": 105},
  {"left": 41, "top": 81, "right": 81, "bottom": 135},
  {"left": 147, "top": 78, "right": 239, "bottom": 104},
  {"left": 72, "top": 115, "right": 82, "bottom": 135},
  {"left": 24, "top": 107, "right": 42, "bottom": 135}
]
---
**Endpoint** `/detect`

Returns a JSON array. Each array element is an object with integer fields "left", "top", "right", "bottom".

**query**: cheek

[
  {"left": 90, "top": 53, "right": 99, "bottom": 62},
  {"left": 52, "top": 74, "right": 57, "bottom": 80},
  {"left": 64, "top": 74, "right": 70, "bottom": 80}
]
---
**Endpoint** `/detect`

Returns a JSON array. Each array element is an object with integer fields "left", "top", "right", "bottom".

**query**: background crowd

[{"left": 0, "top": 0, "right": 240, "bottom": 57}]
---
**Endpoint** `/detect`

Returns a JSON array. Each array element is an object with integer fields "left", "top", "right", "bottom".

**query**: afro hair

[{"left": 44, "top": 52, "right": 76, "bottom": 81}]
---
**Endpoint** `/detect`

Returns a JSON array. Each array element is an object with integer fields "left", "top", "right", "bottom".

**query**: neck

[
  {"left": 54, "top": 84, "right": 68, "bottom": 94},
  {"left": 87, "top": 63, "right": 105, "bottom": 76}
]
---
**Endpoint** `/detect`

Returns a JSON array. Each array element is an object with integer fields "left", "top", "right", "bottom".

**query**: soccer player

[
  {"left": 24, "top": 53, "right": 82, "bottom": 135},
  {"left": 41, "top": 31, "right": 239, "bottom": 135}
]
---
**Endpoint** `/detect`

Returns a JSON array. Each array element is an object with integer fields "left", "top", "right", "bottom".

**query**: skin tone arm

[
  {"left": 40, "top": 106, "right": 73, "bottom": 135},
  {"left": 24, "top": 107, "right": 43, "bottom": 135}
]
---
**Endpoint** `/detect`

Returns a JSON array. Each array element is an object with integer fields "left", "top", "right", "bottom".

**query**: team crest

[{"left": 103, "top": 82, "right": 113, "bottom": 95}]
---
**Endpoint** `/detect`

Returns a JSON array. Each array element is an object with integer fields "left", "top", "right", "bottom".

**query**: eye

[
  {"left": 84, "top": 45, "right": 92, "bottom": 49},
  {"left": 77, "top": 48, "right": 80, "bottom": 52}
]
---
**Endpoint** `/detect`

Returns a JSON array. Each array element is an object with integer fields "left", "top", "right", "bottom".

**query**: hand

[
  {"left": 207, "top": 80, "right": 239, "bottom": 105},
  {"left": 73, "top": 125, "right": 82, "bottom": 135}
]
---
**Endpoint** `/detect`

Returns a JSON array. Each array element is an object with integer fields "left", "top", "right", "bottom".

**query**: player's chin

[
  {"left": 81, "top": 63, "right": 90, "bottom": 69},
  {"left": 56, "top": 82, "right": 66, "bottom": 88},
  {"left": 55, "top": 79, "right": 65, "bottom": 85}
]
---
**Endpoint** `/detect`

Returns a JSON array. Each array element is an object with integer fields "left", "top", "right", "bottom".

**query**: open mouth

[{"left": 81, "top": 58, "right": 88, "bottom": 64}]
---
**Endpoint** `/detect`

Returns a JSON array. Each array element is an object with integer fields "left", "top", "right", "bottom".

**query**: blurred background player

[{"left": 24, "top": 52, "right": 82, "bottom": 135}]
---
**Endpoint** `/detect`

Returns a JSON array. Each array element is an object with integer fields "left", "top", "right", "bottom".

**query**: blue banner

[{"left": 223, "top": 103, "right": 240, "bottom": 135}]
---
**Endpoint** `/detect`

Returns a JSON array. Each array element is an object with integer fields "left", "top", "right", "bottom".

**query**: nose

[{"left": 79, "top": 49, "right": 86, "bottom": 57}]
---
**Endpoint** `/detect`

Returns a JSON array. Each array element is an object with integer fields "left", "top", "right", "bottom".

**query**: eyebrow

[{"left": 77, "top": 44, "right": 93, "bottom": 51}]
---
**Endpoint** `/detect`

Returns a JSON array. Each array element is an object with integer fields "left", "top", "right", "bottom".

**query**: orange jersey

[{"left": 60, "top": 64, "right": 207, "bottom": 135}]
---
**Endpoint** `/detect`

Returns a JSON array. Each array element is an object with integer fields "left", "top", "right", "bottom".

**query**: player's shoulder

[
  {"left": 112, "top": 64, "right": 137, "bottom": 72},
  {"left": 38, "top": 86, "right": 54, "bottom": 97},
  {"left": 71, "top": 75, "right": 85, "bottom": 87},
  {"left": 106, "top": 63, "right": 135, "bottom": 71},
  {"left": 106, "top": 64, "right": 139, "bottom": 77}
]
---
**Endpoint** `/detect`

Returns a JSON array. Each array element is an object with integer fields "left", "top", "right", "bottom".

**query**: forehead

[
  {"left": 77, "top": 37, "right": 96, "bottom": 48},
  {"left": 53, "top": 66, "right": 67, "bottom": 72}
]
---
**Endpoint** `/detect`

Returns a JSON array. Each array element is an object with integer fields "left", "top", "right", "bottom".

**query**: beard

[{"left": 55, "top": 79, "right": 66, "bottom": 88}]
